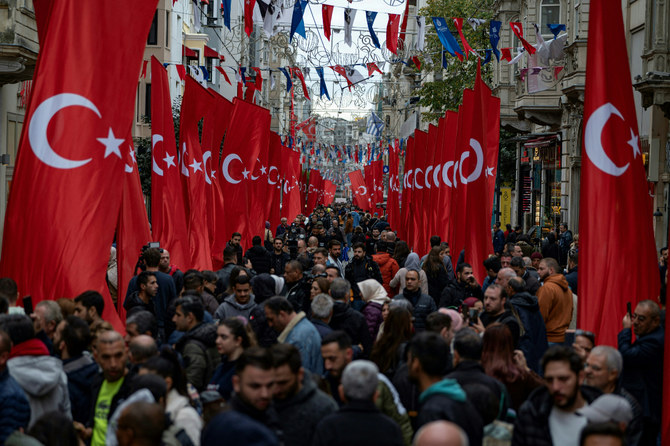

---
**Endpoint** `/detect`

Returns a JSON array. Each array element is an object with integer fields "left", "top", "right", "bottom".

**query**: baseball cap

[{"left": 577, "top": 394, "right": 633, "bottom": 424}]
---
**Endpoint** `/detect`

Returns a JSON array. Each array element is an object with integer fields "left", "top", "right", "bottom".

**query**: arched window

[{"left": 540, "top": 0, "right": 561, "bottom": 37}]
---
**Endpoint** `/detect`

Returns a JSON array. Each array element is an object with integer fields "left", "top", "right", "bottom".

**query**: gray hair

[
  {"left": 413, "top": 420, "right": 469, "bottom": 446},
  {"left": 341, "top": 360, "right": 379, "bottom": 401},
  {"left": 522, "top": 257, "right": 532, "bottom": 268},
  {"left": 498, "top": 268, "right": 517, "bottom": 281},
  {"left": 330, "top": 278, "right": 351, "bottom": 301},
  {"left": 390, "top": 298, "right": 414, "bottom": 313},
  {"left": 311, "top": 294, "right": 334, "bottom": 319},
  {"left": 590, "top": 346, "right": 623, "bottom": 374},
  {"left": 35, "top": 300, "right": 63, "bottom": 325}
]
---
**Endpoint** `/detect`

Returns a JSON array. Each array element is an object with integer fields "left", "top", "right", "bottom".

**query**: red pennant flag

[
  {"left": 0, "top": 0, "right": 158, "bottom": 332},
  {"left": 366, "top": 62, "right": 383, "bottom": 76},
  {"left": 244, "top": 80, "right": 257, "bottom": 103},
  {"left": 501, "top": 48, "right": 512, "bottom": 62},
  {"left": 244, "top": 0, "right": 257, "bottom": 37},
  {"left": 509, "top": 22, "right": 536, "bottom": 55},
  {"left": 116, "top": 139, "right": 152, "bottom": 321},
  {"left": 176, "top": 64, "right": 186, "bottom": 80},
  {"left": 452, "top": 18, "right": 476, "bottom": 59},
  {"left": 553, "top": 66, "right": 564, "bottom": 79},
  {"left": 140, "top": 59, "right": 148, "bottom": 78},
  {"left": 386, "top": 14, "right": 400, "bottom": 55},
  {"left": 216, "top": 66, "right": 232, "bottom": 85},
  {"left": 322, "top": 4, "right": 334, "bottom": 41},
  {"left": 579, "top": 0, "right": 658, "bottom": 346},
  {"left": 179, "top": 76, "right": 215, "bottom": 270},
  {"left": 349, "top": 170, "right": 369, "bottom": 210},
  {"left": 331, "top": 65, "right": 353, "bottom": 90},
  {"left": 150, "top": 57, "right": 190, "bottom": 271},
  {"left": 411, "top": 56, "right": 421, "bottom": 70},
  {"left": 237, "top": 79, "right": 244, "bottom": 98},
  {"left": 220, "top": 99, "right": 271, "bottom": 250},
  {"left": 293, "top": 67, "right": 310, "bottom": 100},
  {"left": 251, "top": 67, "right": 263, "bottom": 91},
  {"left": 398, "top": 0, "right": 411, "bottom": 45}
]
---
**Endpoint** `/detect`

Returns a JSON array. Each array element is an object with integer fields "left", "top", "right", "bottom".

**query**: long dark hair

[
  {"left": 141, "top": 346, "right": 189, "bottom": 396},
  {"left": 219, "top": 317, "right": 257, "bottom": 349},
  {"left": 422, "top": 246, "right": 445, "bottom": 276},
  {"left": 481, "top": 324, "right": 523, "bottom": 383},
  {"left": 370, "top": 307, "right": 413, "bottom": 374},
  {"left": 393, "top": 241, "right": 410, "bottom": 265}
]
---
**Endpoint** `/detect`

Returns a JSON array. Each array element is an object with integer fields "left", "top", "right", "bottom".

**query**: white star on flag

[
  {"left": 260, "top": 165, "right": 267, "bottom": 174},
  {"left": 627, "top": 129, "right": 640, "bottom": 158},
  {"left": 163, "top": 153, "right": 176, "bottom": 168},
  {"left": 129, "top": 148, "right": 136, "bottom": 164},
  {"left": 190, "top": 159, "right": 202, "bottom": 173},
  {"left": 485, "top": 166, "right": 495, "bottom": 177},
  {"left": 242, "top": 168, "right": 250, "bottom": 178},
  {"left": 97, "top": 128, "right": 124, "bottom": 159},
  {"left": 210, "top": 170, "right": 216, "bottom": 180}
]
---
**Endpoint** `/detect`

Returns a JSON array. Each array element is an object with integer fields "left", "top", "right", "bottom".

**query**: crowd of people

[{"left": 0, "top": 202, "right": 664, "bottom": 446}]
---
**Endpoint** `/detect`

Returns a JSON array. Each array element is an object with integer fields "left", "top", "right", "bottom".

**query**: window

[
  {"left": 147, "top": 10, "right": 158, "bottom": 45},
  {"left": 540, "top": 0, "right": 561, "bottom": 37},
  {"left": 145, "top": 84, "right": 151, "bottom": 119},
  {"left": 6, "top": 116, "right": 22, "bottom": 167},
  {"left": 165, "top": 11, "right": 170, "bottom": 47},
  {"left": 206, "top": 0, "right": 218, "bottom": 26},
  {"left": 206, "top": 58, "right": 213, "bottom": 83}
]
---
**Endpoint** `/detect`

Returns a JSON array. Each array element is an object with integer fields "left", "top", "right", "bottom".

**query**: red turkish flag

[
  {"left": 411, "top": 130, "right": 430, "bottom": 255},
  {"left": 387, "top": 143, "right": 401, "bottom": 231},
  {"left": 281, "top": 147, "right": 302, "bottom": 223},
  {"left": 452, "top": 18, "right": 476, "bottom": 59},
  {"left": 435, "top": 110, "right": 460, "bottom": 246},
  {"left": 386, "top": 14, "right": 400, "bottom": 55},
  {"left": 323, "top": 180, "right": 337, "bottom": 206},
  {"left": 509, "top": 22, "right": 536, "bottom": 55},
  {"left": 372, "top": 159, "right": 384, "bottom": 211},
  {"left": 364, "top": 164, "right": 375, "bottom": 211},
  {"left": 0, "top": 0, "right": 158, "bottom": 331},
  {"left": 220, "top": 99, "right": 270, "bottom": 250},
  {"left": 322, "top": 4, "right": 334, "bottom": 41},
  {"left": 266, "top": 133, "right": 283, "bottom": 229},
  {"left": 179, "top": 76, "right": 215, "bottom": 270},
  {"left": 244, "top": 0, "right": 257, "bottom": 37},
  {"left": 306, "top": 169, "right": 323, "bottom": 213},
  {"left": 116, "top": 140, "right": 152, "bottom": 321},
  {"left": 400, "top": 136, "right": 416, "bottom": 244},
  {"left": 349, "top": 170, "right": 369, "bottom": 210},
  {"left": 578, "top": 0, "right": 658, "bottom": 347},
  {"left": 248, "top": 127, "right": 271, "bottom": 246},
  {"left": 424, "top": 122, "right": 440, "bottom": 238},
  {"left": 151, "top": 57, "right": 190, "bottom": 271},
  {"left": 292, "top": 67, "right": 311, "bottom": 101}
]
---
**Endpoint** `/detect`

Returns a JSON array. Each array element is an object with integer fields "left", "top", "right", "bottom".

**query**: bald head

[
  {"left": 97, "top": 329, "right": 124, "bottom": 347},
  {"left": 413, "top": 421, "right": 469, "bottom": 446},
  {"left": 496, "top": 267, "right": 517, "bottom": 289},
  {"left": 128, "top": 335, "right": 158, "bottom": 365},
  {"left": 117, "top": 401, "right": 165, "bottom": 446}
]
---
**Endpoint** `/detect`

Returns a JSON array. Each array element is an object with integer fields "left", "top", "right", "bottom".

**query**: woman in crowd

[
  {"left": 422, "top": 246, "right": 451, "bottom": 304},
  {"left": 392, "top": 241, "right": 411, "bottom": 269},
  {"left": 371, "top": 307, "right": 413, "bottom": 380},
  {"left": 310, "top": 277, "right": 330, "bottom": 301},
  {"left": 358, "top": 279, "right": 390, "bottom": 340},
  {"left": 208, "top": 317, "right": 257, "bottom": 401}
]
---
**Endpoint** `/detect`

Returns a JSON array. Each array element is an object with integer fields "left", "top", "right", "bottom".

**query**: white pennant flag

[
  {"left": 415, "top": 16, "right": 426, "bottom": 51},
  {"left": 509, "top": 47, "right": 526, "bottom": 65},
  {"left": 344, "top": 9, "right": 357, "bottom": 47},
  {"left": 467, "top": 18, "right": 487, "bottom": 30},
  {"left": 270, "top": 72, "right": 276, "bottom": 90}
]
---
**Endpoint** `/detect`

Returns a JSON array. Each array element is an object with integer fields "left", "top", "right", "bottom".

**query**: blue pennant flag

[
  {"left": 316, "top": 67, "right": 330, "bottom": 100},
  {"left": 221, "top": 0, "right": 232, "bottom": 30},
  {"left": 290, "top": 0, "right": 308, "bottom": 42},
  {"left": 547, "top": 23, "right": 566, "bottom": 39},
  {"left": 240, "top": 67, "right": 247, "bottom": 85},
  {"left": 489, "top": 20, "right": 501, "bottom": 61},
  {"left": 366, "top": 11, "right": 381, "bottom": 49},
  {"left": 441, "top": 50, "right": 449, "bottom": 69},
  {"left": 288, "top": 136, "right": 294, "bottom": 148},
  {"left": 482, "top": 49, "right": 492, "bottom": 65},
  {"left": 431, "top": 17, "right": 463, "bottom": 58},
  {"left": 278, "top": 67, "right": 292, "bottom": 92}
]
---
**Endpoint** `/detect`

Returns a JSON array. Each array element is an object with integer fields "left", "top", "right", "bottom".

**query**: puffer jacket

[
  {"left": 359, "top": 279, "right": 390, "bottom": 340},
  {"left": 166, "top": 389, "right": 202, "bottom": 446},
  {"left": 63, "top": 354, "right": 99, "bottom": 423},
  {"left": 393, "top": 288, "right": 436, "bottom": 331},
  {"left": 214, "top": 294, "right": 258, "bottom": 321},
  {"left": 372, "top": 252, "right": 400, "bottom": 295},
  {"left": 7, "top": 339, "right": 71, "bottom": 427},
  {"left": 175, "top": 322, "right": 220, "bottom": 391},
  {"left": 329, "top": 301, "right": 373, "bottom": 358},
  {"left": 536, "top": 274, "right": 572, "bottom": 342},
  {"left": 245, "top": 245, "right": 272, "bottom": 274},
  {"left": 509, "top": 291, "right": 548, "bottom": 373},
  {"left": 0, "top": 368, "right": 31, "bottom": 444},
  {"left": 512, "top": 385, "right": 601, "bottom": 446}
]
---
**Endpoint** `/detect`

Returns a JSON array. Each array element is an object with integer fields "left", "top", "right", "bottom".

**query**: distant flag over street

[
  {"left": 366, "top": 112, "right": 384, "bottom": 137},
  {"left": 432, "top": 17, "right": 464, "bottom": 60}
]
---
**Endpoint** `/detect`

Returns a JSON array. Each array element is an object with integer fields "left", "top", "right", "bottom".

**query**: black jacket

[
  {"left": 439, "top": 280, "right": 482, "bottom": 309},
  {"left": 393, "top": 289, "right": 436, "bottom": 331},
  {"left": 63, "top": 355, "right": 99, "bottom": 424},
  {"left": 286, "top": 277, "right": 312, "bottom": 314},
  {"left": 424, "top": 267, "right": 451, "bottom": 305},
  {"left": 245, "top": 245, "right": 272, "bottom": 274},
  {"left": 229, "top": 393, "right": 283, "bottom": 442},
  {"left": 312, "top": 400, "right": 404, "bottom": 446},
  {"left": 86, "top": 369, "right": 137, "bottom": 428},
  {"left": 509, "top": 292, "right": 548, "bottom": 373},
  {"left": 270, "top": 251, "right": 290, "bottom": 276},
  {"left": 215, "top": 262, "right": 237, "bottom": 296},
  {"left": 175, "top": 322, "right": 220, "bottom": 391},
  {"left": 480, "top": 309, "right": 521, "bottom": 347},
  {"left": 512, "top": 385, "right": 601, "bottom": 446},
  {"left": 227, "top": 241, "right": 244, "bottom": 265},
  {"left": 345, "top": 257, "right": 383, "bottom": 299},
  {"left": 329, "top": 301, "right": 373, "bottom": 358}
]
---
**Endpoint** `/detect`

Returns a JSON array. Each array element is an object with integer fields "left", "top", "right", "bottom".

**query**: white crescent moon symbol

[
  {"left": 585, "top": 103, "right": 629, "bottom": 177},
  {"left": 442, "top": 161, "right": 454, "bottom": 187},
  {"left": 357, "top": 185, "right": 367, "bottom": 195},
  {"left": 268, "top": 166, "right": 279, "bottom": 184},
  {"left": 460, "top": 138, "right": 484, "bottom": 184},
  {"left": 152, "top": 134, "right": 164, "bottom": 176},
  {"left": 125, "top": 144, "right": 134, "bottom": 173},
  {"left": 424, "top": 165, "right": 433, "bottom": 189},
  {"left": 250, "top": 158, "right": 261, "bottom": 180},
  {"left": 29, "top": 93, "right": 100, "bottom": 169},
  {"left": 180, "top": 143, "right": 190, "bottom": 177},
  {"left": 221, "top": 153, "right": 242, "bottom": 184},
  {"left": 414, "top": 168, "right": 424, "bottom": 189},
  {"left": 202, "top": 151, "right": 212, "bottom": 184},
  {"left": 453, "top": 161, "right": 459, "bottom": 188},
  {"left": 283, "top": 180, "right": 289, "bottom": 194},
  {"left": 406, "top": 169, "right": 414, "bottom": 189}
]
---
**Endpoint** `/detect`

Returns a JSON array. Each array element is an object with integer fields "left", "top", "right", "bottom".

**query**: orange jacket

[
  {"left": 372, "top": 252, "right": 400, "bottom": 296},
  {"left": 537, "top": 274, "right": 573, "bottom": 343}
]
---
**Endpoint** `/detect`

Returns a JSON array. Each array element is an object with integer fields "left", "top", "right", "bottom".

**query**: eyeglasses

[
  {"left": 631, "top": 313, "right": 647, "bottom": 322},
  {"left": 575, "top": 329, "right": 595, "bottom": 344}
]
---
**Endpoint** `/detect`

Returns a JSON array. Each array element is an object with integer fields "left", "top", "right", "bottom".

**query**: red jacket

[{"left": 372, "top": 252, "right": 400, "bottom": 295}]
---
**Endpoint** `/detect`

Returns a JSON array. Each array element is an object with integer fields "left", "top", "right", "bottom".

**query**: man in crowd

[
  {"left": 158, "top": 249, "right": 184, "bottom": 295},
  {"left": 115, "top": 401, "right": 165, "bottom": 446},
  {"left": 618, "top": 299, "right": 664, "bottom": 445},
  {"left": 393, "top": 269, "right": 436, "bottom": 331},
  {"left": 512, "top": 346, "right": 601, "bottom": 446},
  {"left": 313, "top": 248, "right": 329, "bottom": 267},
  {"left": 506, "top": 277, "right": 548, "bottom": 373},
  {"left": 345, "top": 242, "right": 383, "bottom": 304},
  {"left": 53, "top": 315, "right": 99, "bottom": 424},
  {"left": 270, "top": 238, "right": 290, "bottom": 276},
  {"left": 584, "top": 346, "right": 643, "bottom": 445},
  {"left": 482, "top": 256, "right": 501, "bottom": 293},
  {"left": 276, "top": 217, "right": 290, "bottom": 238},
  {"left": 414, "top": 421, "right": 470, "bottom": 446},
  {"left": 565, "top": 249, "right": 578, "bottom": 292},
  {"left": 493, "top": 222, "right": 505, "bottom": 255},
  {"left": 500, "top": 253, "right": 512, "bottom": 269},
  {"left": 475, "top": 284, "right": 520, "bottom": 346},
  {"left": 32, "top": 299, "right": 62, "bottom": 354},
  {"left": 0, "top": 329, "right": 30, "bottom": 444},
  {"left": 310, "top": 294, "right": 334, "bottom": 339},
  {"left": 0, "top": 277, "right": 23, "bottom": 315},
  {"left": 329, "top": 278, "right": 372, "bottom": 359},
  {"left": 216, "top": 246, "right": 240, "bottom": 295},
  {"left": 264, "top": 296, "right": 323, "bottom": 375},
  {"left": 326, "top": 240, "right": 344, "bottom": 276},
  {"left": 124, "top": 310, "right": 157, "bottom": 342},
  {"left": 557, "top": 223, "right": 573, "bottom": 267},
  {"left": 214, "top": 274, "right": 257, "bottom": 321},
  {"left": 74, "top": 290, "right": 106, "bottom": 332},
  {"left": 510, "top": 256, "right": 540, "bottom": 295},
  {"left": 284, "top": 260, "right": 312, "bottom": 314},
  {"left": 312, "top": 360, "right": 404, "bottom": 446},
  {"left": 440, "top": 263, "right": 483, "bottom": 308},
  {"left": 246, "top": 235, "right": 272, "bottom": 274},
  {"left": 228, "top": 232, "right": 244, "bottom": 265},
  {"left": 272, "top": 343, "right": 338, "bottom": 446},
  {"left": 325, "top": 265, "right": 341, "bottom": 283},
  {"left": 536, "top": 258, "right": 573, "bottom": 344},
  {"left": 124, "top": 271, "right": 158, "bottom": 316},
  {"left": 173, "top": 297, "right": 219, "bottom": 391}
]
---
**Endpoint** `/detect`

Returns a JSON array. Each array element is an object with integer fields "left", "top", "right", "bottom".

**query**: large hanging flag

[
  {"left": 281, "top": 146, "right": 302, "bottom": 222},
  {"left": 266, "top": 132, "right": 283, "bottom": 228},
  {"left": 322, "top": 4, "right": 334, "bottom": 40},
  {"left": 221, "top": 0, "right": 232, "bottom": 29},
  {"left": 316, "top": 67, "right": 330, "bottom": 100},
  {"left": 366, "top": 11, "right": 381, "bottom": 49},
  {"left": 366, "top": 112, "right": 384, "bottom": 137},
  {"left": 432, "top": 17, "right": 464, "bottom": 60},
  {"left": 387, "top": 143, "right": 401, "bottom": 231},
  {"left": 349, "top": 170, "right": 369, "bottom": 210},
  {"left": 0, "top": 0, "right": 158, "bottom": 331},
  {"left": 344, "top": 8, "right": 356, "bottom": 46},
  {"left": 151, "top": 57, "right": 189, "bottom": 271},
  {"left": 509, "top": 22, "right": 537, "bottom": 55},
  {"left": 386, "top": 13, "right": 401, "bottom": 54},
  {"left": 578, "top": 0, "right": 658, "bottom": 347}
]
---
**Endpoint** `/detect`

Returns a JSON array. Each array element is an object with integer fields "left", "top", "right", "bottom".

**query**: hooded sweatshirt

[
  {"left": 536, "top": 274, "right": 573, "bottom": 342},
  {"left": 214, "top": 294, "right": 257, "bottom": 321},
  {"left": 8, "top": 339, "right": 71, "bottom": 427},
  {"left": 358, "top": 279, "right": 390, "bottom": 340},
  {"left": 372, "top": 251, "right": 400, "bottom": 295},
  {"left": 390, "top": 253, "right": 429, "bottom": 295},
  {"left": 509, "top": 291, "right": 548, "bottom": 373}
]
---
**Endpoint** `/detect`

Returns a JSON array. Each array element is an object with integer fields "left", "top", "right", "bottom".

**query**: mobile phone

[
  {"left": 461, "top": 304, "right": 469, "bottom": 316},
  {"left": 469, "top": 308, "right": 479, "bottom": 324},
  {"left": 626, "top": 302, "right": 632, "bottom": 317},
  {"left": 22, "top": 295, "right": 33, "bottom": 315}
]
